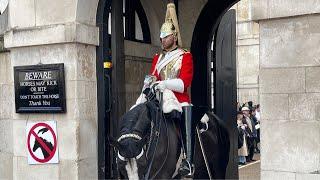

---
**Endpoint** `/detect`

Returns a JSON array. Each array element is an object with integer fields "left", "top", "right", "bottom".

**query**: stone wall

[
  {"left": 0, "top": 43, "right": 98, "bottom": 180},
  {"left": 124, "top": 40, "right": 160, "bottom": 111},
  {"left": 0, "top": 8, "right": 8, "bottom": 35},
  {"left": 140, "top": 0, "right": 207, "bottom": 48},
  {"left": 125, "top": 55, "right": 152, "bottom": 111},
  {"left": 178, "top": 0, "right": 208, "bottom": 49},
  {"left": 253, "top": 0, "right": 320, "bottom": 179},
  {"left": 0, "top": 52, "right": 13, "bottom": 180},
  {"left": 233, "top": 0, "right": 260, "bottom": 105},
  {"left": 0, "top": 0, "right": 99, "bottom": 179},
  {"left": 1, "top": 1, "right": 319, "bottom": 179}
]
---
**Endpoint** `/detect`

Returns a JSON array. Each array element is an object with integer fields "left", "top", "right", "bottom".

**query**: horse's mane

[{"left": 119, "top": 102, "right": 153, "bottom": 137}]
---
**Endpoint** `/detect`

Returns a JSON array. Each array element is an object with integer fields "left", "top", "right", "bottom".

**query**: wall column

[
  {"left": 252, "top": 1, "right": 320, "bottom": 179},
  {"left": 0, "top": 0, "right": 99, "bottom": 179}
]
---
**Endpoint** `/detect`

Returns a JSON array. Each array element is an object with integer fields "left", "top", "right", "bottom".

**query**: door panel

[{"left": 215, "top": 9, "right": 238, "bottom": 179}]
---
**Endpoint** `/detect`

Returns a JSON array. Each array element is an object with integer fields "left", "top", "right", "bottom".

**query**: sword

[{"left": 196, "top": 126, "right": 213, "bottom": 180}]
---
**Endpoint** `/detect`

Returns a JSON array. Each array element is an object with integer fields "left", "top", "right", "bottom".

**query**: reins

[
  {"left": 144, "top": 88, "right": 180, "bottom": 179},
  {"left": 143, "top": 91, "right": 164, "bottom": 180},
  {"left": 149, "top": 99, "right": 171, "bottom": 179}
]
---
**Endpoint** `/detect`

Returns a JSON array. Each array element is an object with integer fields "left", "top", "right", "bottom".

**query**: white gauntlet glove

[
  {"left": 155, "top": 81, "right": 166, "bottom": 92},
  {"left": 155, "top": 79, "right": 184, "bottom": 93}
]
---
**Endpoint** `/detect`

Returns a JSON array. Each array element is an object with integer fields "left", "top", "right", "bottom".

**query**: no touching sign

[{"left": 26, "top": 121, "right": 59, "bottom": 164}]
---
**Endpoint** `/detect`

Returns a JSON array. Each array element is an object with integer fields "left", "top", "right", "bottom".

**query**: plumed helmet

[{"left": 160, "top": 3, "right": 182, "bottom": 46}]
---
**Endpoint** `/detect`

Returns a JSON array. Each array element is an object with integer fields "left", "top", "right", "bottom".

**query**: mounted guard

[
  {"left": 134, "top": 2, "right": 196, "bottom": 177},
  {"left": 109, "top": 3, "right": 232, "bottom": 180}
]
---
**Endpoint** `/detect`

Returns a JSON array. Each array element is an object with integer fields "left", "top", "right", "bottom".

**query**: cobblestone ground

[{"left": 239, "top": 153, "right": 261, "bottom": 180}]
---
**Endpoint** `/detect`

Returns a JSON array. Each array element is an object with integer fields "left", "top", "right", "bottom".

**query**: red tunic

[{"left": 150, "top": 51, "right": 193, "bottom": 103}]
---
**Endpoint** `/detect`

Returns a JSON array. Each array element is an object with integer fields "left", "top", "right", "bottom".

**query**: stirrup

[{"left": 179, "top": 159, "right": 194, "bottom": 178}]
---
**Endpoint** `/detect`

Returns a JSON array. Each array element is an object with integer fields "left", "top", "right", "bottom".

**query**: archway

[
  {"left": 191, "top": 0, "right": 240, "bottom": 179},
  {"left": 94, "top": 0, "right": 243, "bottom": 178}
]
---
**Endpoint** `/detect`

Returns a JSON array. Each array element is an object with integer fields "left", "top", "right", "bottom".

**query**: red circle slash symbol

[{"left": 27, "top": 123, "right": 57, "bottom": 163}]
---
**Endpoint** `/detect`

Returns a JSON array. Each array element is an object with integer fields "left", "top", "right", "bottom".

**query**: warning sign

[{"left": 26, "top": 121, "right": 59, "bottom": 164}]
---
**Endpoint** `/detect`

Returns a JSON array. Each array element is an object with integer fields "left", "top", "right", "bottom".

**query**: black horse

[{"left": 110, "top": 91, "right": 230, "bottom": 179}]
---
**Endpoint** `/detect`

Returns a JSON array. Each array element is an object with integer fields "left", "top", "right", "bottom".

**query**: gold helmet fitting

[
  {"left": 160, "top": 19, "right": 176, "bottom": 39},
  {"left": 160, "top": 3, "right": 182, "bottom": 46}
]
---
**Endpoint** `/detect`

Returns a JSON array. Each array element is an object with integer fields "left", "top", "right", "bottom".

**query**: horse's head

[
  {"left": 33, "top": 139, "right": 40, "bottom": 152},
  {"left": 109, "top": 103, "right": 154, "bottom": 179},
  {"left": 110, "top": 134, "right": 147, "bottom": 158},
  {"left": 109, "top": 133, "right": 149, "bottom": 179},
  {"left": 110, "top": 96, "right": 188, "bottom": 179}
]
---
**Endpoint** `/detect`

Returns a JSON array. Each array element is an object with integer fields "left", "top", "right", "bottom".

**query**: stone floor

[{"left": 239, "top": 153, "right": 261, "bottom": 180}]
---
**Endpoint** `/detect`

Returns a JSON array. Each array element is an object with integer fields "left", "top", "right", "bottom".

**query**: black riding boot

[{"left": 179, "top": 106, "right": 195, "bottom": 177}]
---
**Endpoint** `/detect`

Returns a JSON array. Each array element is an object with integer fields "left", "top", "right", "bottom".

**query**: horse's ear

[{"left": 108, "top": 136, "right": 121, "bottom": 150}]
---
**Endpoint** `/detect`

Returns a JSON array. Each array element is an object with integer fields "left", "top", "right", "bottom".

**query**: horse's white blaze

[{"left": 125, "top": 158, "right": 139, "bottom": 180}]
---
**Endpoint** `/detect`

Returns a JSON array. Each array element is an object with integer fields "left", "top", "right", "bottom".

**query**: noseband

[
  {"left": 117, "top": 149, "right": 144, "bottom": 161},
  {"left": 117, "top": 133, "right": 144, "bottom": 161},
  {"left": 117, "top": 133, "right": 142, "bottom": 142}
]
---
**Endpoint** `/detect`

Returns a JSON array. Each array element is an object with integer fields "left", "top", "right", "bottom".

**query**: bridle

[
  {"left": 116, "top": 88, "right": 172, "bottom": 179},
  {"left": 116, "top": 133, "right": 144, "bottom": 161},
  {"left": 117, "top": 133, "right": 142, "bottom": 142},
  {"left": 147, "top": 107, "right": 171, "bottom": 179},
  {"left": 143, "top": 90, "right": 172, "bottom": 180}
]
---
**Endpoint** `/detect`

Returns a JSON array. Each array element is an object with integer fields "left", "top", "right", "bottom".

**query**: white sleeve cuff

[{"left": 163, "top": 78, "right": 184, "bottom": 93}]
